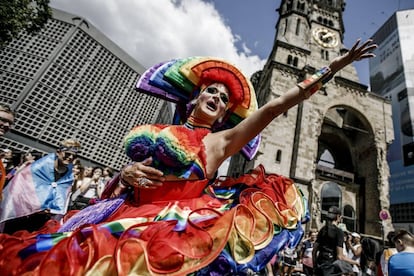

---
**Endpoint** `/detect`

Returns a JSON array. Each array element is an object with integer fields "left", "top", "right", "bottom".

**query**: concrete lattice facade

[
  {"left": 0, "top": 8, "right": 171, "bottom": 169},
  {"left": 229, "top": 0, "right": 394, "bottom": 237}
]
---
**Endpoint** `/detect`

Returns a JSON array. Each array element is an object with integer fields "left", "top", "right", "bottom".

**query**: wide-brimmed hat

[{"left": 135, "top": 57, "right": 260, "bottom": 160}]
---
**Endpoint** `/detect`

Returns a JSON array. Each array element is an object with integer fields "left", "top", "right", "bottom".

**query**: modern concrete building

[
  {"left": 0, "top": 8, "right": 171, "bottom": 169},
  {"left": 370, "top": 9, "right": 414, "bottom": 231},
  {"left": 228, "top": 0, "right": 394, "bottom": 237}
]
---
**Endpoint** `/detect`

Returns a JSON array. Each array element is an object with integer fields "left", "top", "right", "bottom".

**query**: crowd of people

[
  {"left": 1, "top": 148, "right": 43, "bottom": 186},
  {"left": 0, "top": 38, "right": 413, "bottom": 275},
  {"left": 70, "top": 161, "right": 113, "bottom": 210},
  {"left": 262, "top": 208, "right": 414, "bottom": 276},
  {"left": 0, "top": 123, "right": 114, "bottom": 233}
]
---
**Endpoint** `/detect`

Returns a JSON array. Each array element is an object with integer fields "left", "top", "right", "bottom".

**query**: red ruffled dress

[{"left": 0, "top": 125, "right": 309, "bottom": 275}]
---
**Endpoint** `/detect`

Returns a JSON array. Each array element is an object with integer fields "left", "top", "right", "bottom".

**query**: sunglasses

[
  {"left": 62, "top": 152, "right": 77, "bottom": 159},
  {"left": 204, "top": 87, "right": 229, "bottom": 105}
]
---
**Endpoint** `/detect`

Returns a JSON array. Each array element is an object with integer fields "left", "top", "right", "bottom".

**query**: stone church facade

[{"left": 228, "top": 0, "right": 394, "bottom": 237}]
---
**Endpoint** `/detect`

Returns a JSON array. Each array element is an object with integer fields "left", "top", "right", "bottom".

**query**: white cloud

[{"left": 50, "top": 0, "right": 266, "bottom": 77}]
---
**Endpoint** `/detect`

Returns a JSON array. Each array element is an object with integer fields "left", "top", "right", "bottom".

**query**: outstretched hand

[{"left": 329, "top": 39, "right": 378, "bottom": 75}]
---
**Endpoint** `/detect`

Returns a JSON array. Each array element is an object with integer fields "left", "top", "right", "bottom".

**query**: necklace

[{"left": 184, "top": 115, "right": 212, "bottom": 130}]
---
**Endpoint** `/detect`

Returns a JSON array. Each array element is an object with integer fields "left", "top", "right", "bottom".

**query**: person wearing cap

[
  {"left": 388, "top": 229, "right": 414, "bottom": 275},
  {"left": 346, "top": 232, "right": 362, "bottom": 275},
  {"left": 0, "top": 138, "right": 81, "bottom": 233},
  {"left": 312, "top": 206, "right": 360, "bottom": 275}
]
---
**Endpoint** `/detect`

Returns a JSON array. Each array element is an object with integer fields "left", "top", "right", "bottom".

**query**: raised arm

[{"left": 218, "top": 39, "right": 377, "bottom": 159}]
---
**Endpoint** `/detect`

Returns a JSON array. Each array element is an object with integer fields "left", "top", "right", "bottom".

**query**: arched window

[
  {"left": 342, "top": 205, "right": 356, "bottom": 232},
  {"left": 318, "top": 149, "right": 334, "bottom": 168},
  {"left": 320, "top": 182, "right": 342, "bottom": 222},
  {"left": 287, "top": 55, "right": 293, "bottom": 65}
]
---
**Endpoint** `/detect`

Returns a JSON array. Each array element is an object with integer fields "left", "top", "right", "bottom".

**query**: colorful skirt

[{"left": 0, "top": 165, "right": 309, "bottom": 275}]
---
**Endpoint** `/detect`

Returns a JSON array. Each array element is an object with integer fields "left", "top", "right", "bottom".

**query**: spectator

[
  {"left": 360, "top": 236, "right": 380, "bottom": 275},
  {"left": 18, "top": 150, "right": 41, "bottom": 169},
  {"left": 83, "top": 166, "right": 93, "bottom": 178},
  {"left": 6, "top": 150, "right": 42, "bottom": 183},
  {"left": 346, "top": 232, "right": 362, "bottom": 275},
  {"left": 0, "top": 104, "right": 15, "bottom": 198},
  {"left": 301, "top": 228, "right": 318, "bottom": 275},
  {"left": 68, "top": 161, "right": 86, "bottom": 210},
  {"left": 71, "top": 161, "right": 85, "bottom": 190},
  {"left": 0, "top": 139, "right": 81, "bottom": 233},
  {"left": 2, "top": 149, "right": 15, "bottom": 185},
  {"left": 2, "top": 149, "right": 14, "bottom": 171},
  {"left": 379, "top": 231, "right": 397, "bottom": 276},
  {"left": 312, "top": 206, "right": 360, "bottom": 276},
  {"left": 81, "top": 166, "right": 93, "bottom": 189},
  {"left": 388, "top": 229, "right": 414, "bottom": 276},
  {"left": 102, "top": 166, "right": 114, "bottom": 183},
  {"left": 280, "top": 244, "right": 298, "bottom": 275},
  {"left": 71, "top": 166, "right": 104, "bottom": 210}
]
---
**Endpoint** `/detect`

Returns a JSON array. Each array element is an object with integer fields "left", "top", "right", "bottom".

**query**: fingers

[
  {"left": 349, "top": 39, "right": 377, "bottom": 61},
  {"left": 121, "top": 158, "right": 165, "bottom": 189},
  {"left": 135, "top": 157, "right": 164, "bottom": 179}
]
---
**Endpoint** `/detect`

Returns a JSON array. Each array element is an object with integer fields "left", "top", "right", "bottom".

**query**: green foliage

[{"left": 0, "top": 0, "right": 52, "bottom": 47}]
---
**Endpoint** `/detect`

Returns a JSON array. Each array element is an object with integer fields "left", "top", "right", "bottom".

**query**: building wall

[
  {"left": 370, "top": 9, "right": 414, "bottom": 230},
  {"left": 0, "top": 8, "right": 171, "bottom": 169}
]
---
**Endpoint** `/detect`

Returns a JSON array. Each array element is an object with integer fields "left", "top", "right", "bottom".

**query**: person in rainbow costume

[{"left": 0, "top": 39, "right": 376, "bottom": 275}]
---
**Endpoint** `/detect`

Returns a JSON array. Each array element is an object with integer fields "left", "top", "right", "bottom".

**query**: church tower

[{"left": 229, "top": 0, "right": 394, "bottom": 236}]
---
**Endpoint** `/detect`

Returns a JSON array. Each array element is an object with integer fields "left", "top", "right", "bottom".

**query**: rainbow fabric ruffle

[{"left": 2, "top": 165, "right": 309, "bottom": 275}]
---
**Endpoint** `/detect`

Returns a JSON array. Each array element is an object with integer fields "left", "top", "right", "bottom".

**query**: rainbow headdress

[{"left": 135, "top": 57, "right": 261, "bottom": 160}]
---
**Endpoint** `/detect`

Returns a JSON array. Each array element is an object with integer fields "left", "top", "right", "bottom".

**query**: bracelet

[
  {"left": 118, "top": 176, "right": 130, "bottom": 189},
  {"left": 297, "top": 67, "right": 332, "bottom": 98}
]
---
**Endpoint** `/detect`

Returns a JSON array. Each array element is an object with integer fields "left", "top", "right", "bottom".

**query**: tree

[{"left": 0, "top": 0, "right": 52, "bottom": 47}]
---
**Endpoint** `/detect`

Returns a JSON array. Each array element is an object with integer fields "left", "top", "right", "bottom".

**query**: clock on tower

[{"left": 312, "top": 27, "right": 339, "bottom": 48}]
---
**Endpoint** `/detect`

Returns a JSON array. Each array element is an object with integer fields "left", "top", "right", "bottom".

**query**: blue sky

[
  {"left": 50, "top": 0, "right": 414, "bottom": 87},
  {"left": 209, "top": 0, "right": 414, "bottom": 86}
]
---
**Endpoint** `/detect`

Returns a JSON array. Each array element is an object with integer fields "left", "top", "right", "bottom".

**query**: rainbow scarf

[{"left": 0, "top": 153, "right": 74, "bottom": 224}]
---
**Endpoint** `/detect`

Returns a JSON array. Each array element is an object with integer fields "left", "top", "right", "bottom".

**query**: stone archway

[{"left": 315, "top": 105, "right": 379, "bottom": 234}]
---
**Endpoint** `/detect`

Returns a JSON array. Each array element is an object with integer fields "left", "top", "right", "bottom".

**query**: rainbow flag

[{"left": 0, "top": 153, "right": 73, "bottom": 224}]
